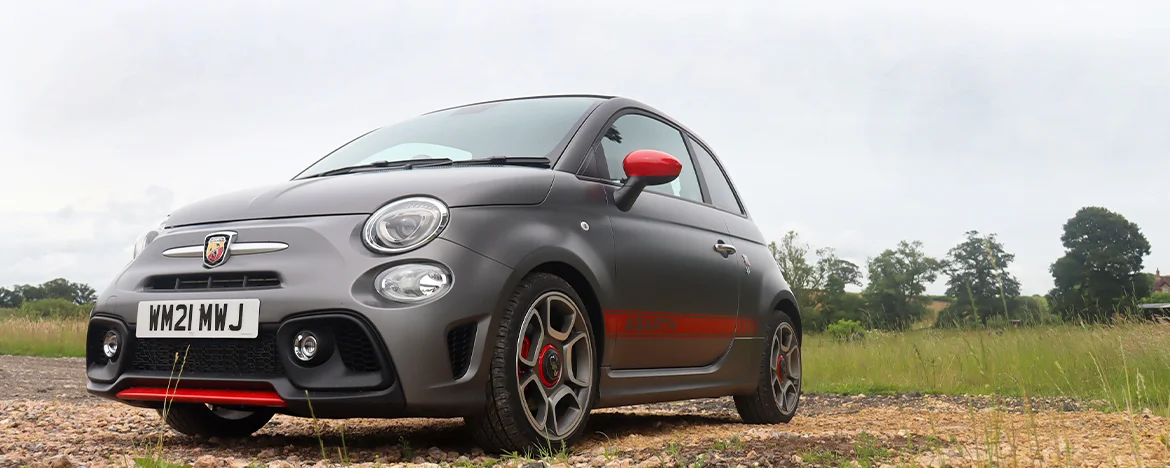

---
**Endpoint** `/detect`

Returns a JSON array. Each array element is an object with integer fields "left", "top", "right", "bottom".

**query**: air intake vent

[
  {"left": 336, "top": 320, "right": 382, "bottom": 373},
  {"left": 446, "top": 323, "right": 477, "bottom": 380},
  {"left": 145, "top": 272, "right": 281, "bottom": 291},
  {"left": 130, "top": 328, "right": 284, "bottom": 376}
]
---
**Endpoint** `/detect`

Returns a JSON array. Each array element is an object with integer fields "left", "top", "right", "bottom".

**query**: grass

[
  {"left": 0, "top": 317, "right": 86, "bottom": 357},
  {"left": 805, "top": 318, "right": 1170, "bottom": 414},
  {"left": 5, "top": 314, "right": 1167, "bottom": 465},
  {"left": 6, "top": 312, "right": 1170, "bottom": 416},
  {"left": 798, "top": 431, "right": 891, "bottom": 468}
]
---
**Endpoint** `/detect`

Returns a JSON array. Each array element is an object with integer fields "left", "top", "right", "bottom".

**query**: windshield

[{"left": 294, "top": 96, "right": 602, "bottom": 179}]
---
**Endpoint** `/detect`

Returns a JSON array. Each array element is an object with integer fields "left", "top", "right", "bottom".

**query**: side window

[
  {"left": 689, "top": 138, "right": 744, "bottom": 214},
  {"left": 585, "top": 114, "right": 703, "bottom": 203}
]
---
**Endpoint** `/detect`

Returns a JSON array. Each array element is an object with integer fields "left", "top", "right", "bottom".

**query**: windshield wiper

[
  {"left": 436, "top": 156, "right": 551, "bottom": 168},
  {"left": 302, "top": 158, "right": 453, "bottom": 178},
  {"left": 302, "top": 156, "right": 551, "bottom": 179}
]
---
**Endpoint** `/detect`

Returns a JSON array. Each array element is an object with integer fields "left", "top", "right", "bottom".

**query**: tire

[
  {"left": 733, "top": 309, "right": 802, "bottom": 424},
  {"left": 466, "top": 272, "right": 599, "bottom": 454},
  {"left": 157, "top": 403, "right": 274, "bottom": 438}
]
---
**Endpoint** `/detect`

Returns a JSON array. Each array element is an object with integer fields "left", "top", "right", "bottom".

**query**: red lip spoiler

[{"left": 116, "top": 387, "right": 288, "bottom": 408}]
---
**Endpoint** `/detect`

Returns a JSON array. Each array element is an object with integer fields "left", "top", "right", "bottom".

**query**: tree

[
  {"left": 38, "top": 278, "right": 97, "bottom": 305},
  {"left": 769, "top": 231, "right": 865, "bottom": 330},
  {"left": 1047, "top": 207, "right": 1151, "bottom": 321},
  {"left": 862, "top": 240, "right": 942, "bottom": 330},
  {"left": 14, "top": 284, "right": 44, "bottom": 302},
  {"left": 3, "top": 278, "right": 97, "bottom": 306},
  {"left": 823, "top": 255, "right": 863, "bottom": 295},
  {"left": 814, "top": 252, "right": 865, "bottom": 328},
  {"left": 0, "top": 287, "right": 23, "bottom": 308},
  {"left": 937, "top": 230, "right": 1022, "bottom": 327},
  {"left": 768, "top": 231, "right": 822, "bottom": 309}
]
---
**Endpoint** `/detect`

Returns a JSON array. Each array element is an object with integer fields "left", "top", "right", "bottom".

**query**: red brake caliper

[
  {"left": 519, "top": 337, "right": 531, "bottom": 374},
  {"left": 776, "top": 354, "right": 784, "bottom": 381}
]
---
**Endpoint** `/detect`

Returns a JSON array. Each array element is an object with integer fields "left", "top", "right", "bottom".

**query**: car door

[
  {"left": 578, "top": 111, "right": 741, "bottom": 370},
  {"left": 686, "top": 135, "right": 768, "bottom": 336}
]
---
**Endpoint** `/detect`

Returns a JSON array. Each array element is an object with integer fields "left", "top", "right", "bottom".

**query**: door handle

[{"left": 714, "top": 241, "right": 736, "bottom": 258}]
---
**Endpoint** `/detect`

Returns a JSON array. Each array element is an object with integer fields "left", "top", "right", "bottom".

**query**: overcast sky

[{"left": 2, "top": 0, "right": 1168, "bottom": 296}]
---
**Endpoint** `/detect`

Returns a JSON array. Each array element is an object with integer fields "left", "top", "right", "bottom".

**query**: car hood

[{"left": 164, "top": 166, "right": 555, "bottom": 227}]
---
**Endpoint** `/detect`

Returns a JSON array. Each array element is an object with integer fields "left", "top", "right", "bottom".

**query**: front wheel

[
  {"left": 733, "top": 310, "right": 802, "bottom": 424},
  {"left": 466, "top": 272, "right": 598, "bottom": 454}
]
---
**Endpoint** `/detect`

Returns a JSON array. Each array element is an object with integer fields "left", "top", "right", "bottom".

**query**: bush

[
  {"left": 933, "top": 295, "right": 1057, "bottom": 329},
  {"left": 826, "top": 319, "right": 866, "bottom": 342},
  {"left": 1140, "top": 292, "right": 1170, "bottom": 304},
  {"left": 0, "top": 298, "right": 92, "bottom": 320},
  {"left": 933, "top": 305, "right": 981, "bottom": 329}
]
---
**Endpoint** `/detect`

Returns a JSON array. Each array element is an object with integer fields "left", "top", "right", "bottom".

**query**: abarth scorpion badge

[{"left": 203, "top": 231, "right": 237, "bottom": 269}]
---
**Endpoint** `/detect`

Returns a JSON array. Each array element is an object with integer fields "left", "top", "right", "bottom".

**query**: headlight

[
  {"left": 374, "top": 263, "right": 452, "bottom": 302},
  {"left": 132, "top": 232, "right": 151, "bottom": 259},
  {"left": 362, "top": 196, "right": 450, "bottom": 254},
  {"left": 131, "top": 216, "right": 170, "bottom": 259}
]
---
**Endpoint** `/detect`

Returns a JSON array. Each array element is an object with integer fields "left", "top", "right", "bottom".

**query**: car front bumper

[{"left": 85, "top": 214, "right": 513, "bottom": 418}]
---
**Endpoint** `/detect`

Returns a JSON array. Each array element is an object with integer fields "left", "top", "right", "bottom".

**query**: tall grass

[
  {"left": 0, "top": 317, "right": 86, "bottom": 357},
  {"left": 804, "top": 319, "right": 1170, "bottom": 414}
]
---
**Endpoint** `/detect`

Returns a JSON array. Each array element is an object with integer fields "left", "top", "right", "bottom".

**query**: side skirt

[{"left": 594, "top": 336, "right": 764, "bottom": 408}]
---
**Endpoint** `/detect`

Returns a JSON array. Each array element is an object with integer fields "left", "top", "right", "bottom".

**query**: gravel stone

[{"left": 1, "top": 355, "right": 1167, "bottom": 467}]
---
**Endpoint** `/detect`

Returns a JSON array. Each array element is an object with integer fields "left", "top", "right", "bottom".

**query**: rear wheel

[
  {"left": 734, "top": 310, "right": 802, "bottom": 424},
  {"left": 467, "top": 272, "right": 598, "bottom": 454},
  {"left": 158, "top": 403, "right": 274, "bottom": 438}
]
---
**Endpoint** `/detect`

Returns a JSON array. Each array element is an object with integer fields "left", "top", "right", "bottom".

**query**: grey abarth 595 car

[{"left": 85, "top": 94, "right": 803, "bottom": 452}]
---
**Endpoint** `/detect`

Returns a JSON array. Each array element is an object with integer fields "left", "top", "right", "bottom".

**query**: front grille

[
  {"left": 336, "top": 321, "right": 381, "bottom": 373},
  {"left": 447, "top": 323, "right": 477, "bottom": 379},
  {"left": 145, "top": 272, "right": 281, "bottom": 291},
  {"left": 130, "top": 328, "right": 284, "bottom": 376}
]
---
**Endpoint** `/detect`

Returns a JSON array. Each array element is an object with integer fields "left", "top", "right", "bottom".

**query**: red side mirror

[
  {"left": 613, "top": 149, "right": 683, "bottom": 212},
  {"left": 623, "top": 149, "right": 682, "bottom": 182}
]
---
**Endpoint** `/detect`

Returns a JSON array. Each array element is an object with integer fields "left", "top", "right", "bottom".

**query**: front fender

[
  {"left": 436, "top": 174, "right": 617, "bottom": 308},
  {"left": 437, "top": 185, "right": 618, "bottom": 364}
]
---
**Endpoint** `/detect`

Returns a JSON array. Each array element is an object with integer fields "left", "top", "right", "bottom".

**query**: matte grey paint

[
  {"left": 164, "top": 166, "right": 556, "bottom": 228},
  {"left": 86, "top": 94, "right": 800, "bottom": 420}
]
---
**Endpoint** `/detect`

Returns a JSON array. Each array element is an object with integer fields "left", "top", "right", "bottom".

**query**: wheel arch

[
  {"left": 769, "top": 289, "right": 802, "bottom": 342},
  {"left": 527, "top": 261, "right": 605, "bottom": 362},
  {"left": 505, "top": 248, "right": 611, "bottom": 367}
]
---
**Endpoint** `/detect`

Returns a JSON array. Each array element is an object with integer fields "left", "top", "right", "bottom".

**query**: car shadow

[
  {"left": 582, "top": 411, "right": 741, "bottom": 440},
  {"left": 105, "top": 410, "right": 744, "bottom": 460}
]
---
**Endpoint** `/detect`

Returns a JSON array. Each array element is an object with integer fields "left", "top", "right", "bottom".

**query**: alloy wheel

[
  {"left": 514, "top": 291, "right": 594, "bottom": 440},
  {"left": 771, "top": 321, "right": 802, "bottom": 414}
]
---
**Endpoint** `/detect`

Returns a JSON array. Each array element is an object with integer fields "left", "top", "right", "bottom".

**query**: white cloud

[
  {"left": 0, "top": 186, "right": 174, "bottom": 292},
  {"left": 2, "top": 0, "right": 1168, "bottom": 296}
]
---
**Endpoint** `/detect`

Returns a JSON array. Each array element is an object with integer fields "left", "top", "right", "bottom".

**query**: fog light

[
  {"left": 374, "top": 263, "right": 452, "bottom": 302},
  {"left": 293, "top": 331, "right": 318, "bottom": 362},
  {"left": 102, "top": 330, "right": 120, "bottom": 359}
]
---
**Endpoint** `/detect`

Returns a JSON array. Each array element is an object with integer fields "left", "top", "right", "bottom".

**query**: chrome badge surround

[
  {"left": 202, "top": 231, "right": 237, "bottom": 269},
  {"left": 163, "top": 240, "right": 289, "bottom": 262}
]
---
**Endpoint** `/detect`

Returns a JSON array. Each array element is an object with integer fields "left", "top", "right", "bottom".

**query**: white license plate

[{"left": 136, "top": 299, "right": 260, "bottom": 339}]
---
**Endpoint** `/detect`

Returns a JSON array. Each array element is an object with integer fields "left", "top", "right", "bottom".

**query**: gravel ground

[{"left": 2, "top": 355, "right": 1168, "bottom": 467}]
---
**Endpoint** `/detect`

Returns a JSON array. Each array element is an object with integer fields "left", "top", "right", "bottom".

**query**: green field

[
  {"left": 804, "top": 320, "right": 1170, "bottom": 414},
  {"left": 5, "top": 315, "right": 1170, "bottom": 414},
  {"left": 0, "top": 317, "right": 86, "bottom": 357},
  {"left": 0, "top": 300, "right": 90, "bottom": 357}
]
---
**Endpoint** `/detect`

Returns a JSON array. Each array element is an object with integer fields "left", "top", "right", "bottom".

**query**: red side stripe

[
  {"left": 602, "top": 309, "right": 757, "bottom": 338},
  {"left": 116, "top": 387, "right": 287, "bottom": 407}
]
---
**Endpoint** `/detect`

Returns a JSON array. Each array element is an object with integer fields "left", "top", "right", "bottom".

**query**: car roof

[
  {"left": 417, "top": 94, "right": 709, "bottom": 158},
  {"left": 421, "top": 94, "right": 618, "bottom": 115},
  {"left": 421, "top": 94, "right": 694, "bottom": 138}
]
